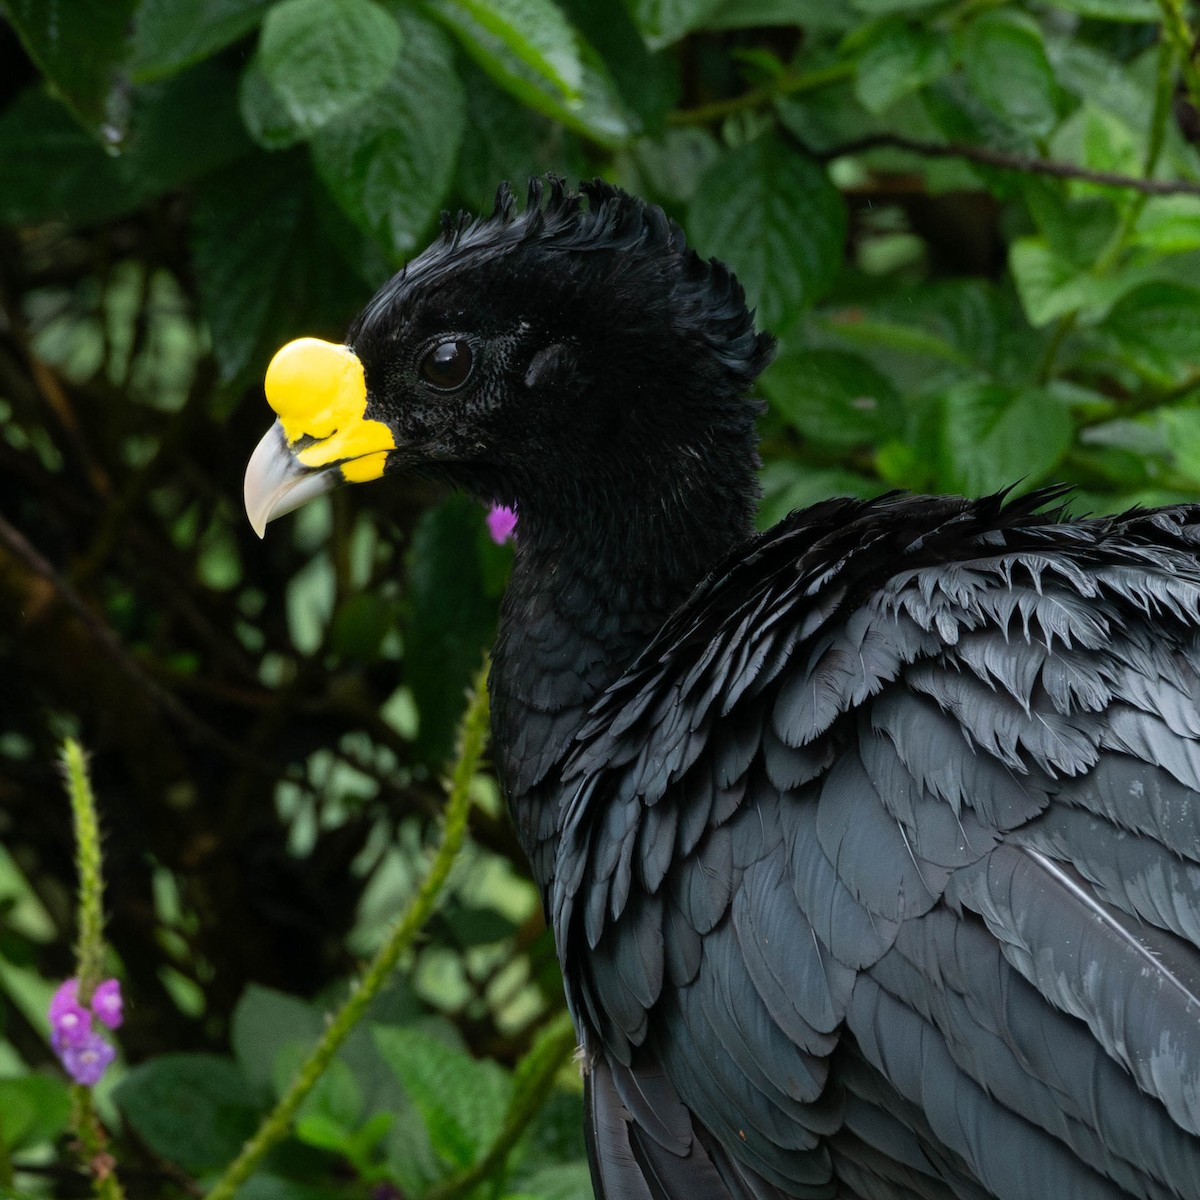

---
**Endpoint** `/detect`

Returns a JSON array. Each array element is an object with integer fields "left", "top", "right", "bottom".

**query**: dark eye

[{"left": 420, "top": 338, "right": 473, "bottom": 390}]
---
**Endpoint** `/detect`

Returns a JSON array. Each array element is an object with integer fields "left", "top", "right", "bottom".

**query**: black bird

[{"left": 244, "top": 180, "right": 1200, "bottom": 1199}]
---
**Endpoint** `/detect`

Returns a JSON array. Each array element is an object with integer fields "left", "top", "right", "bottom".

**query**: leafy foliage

[{"left": 2, "top": 0, "right": 1200, "bottom": 1196}]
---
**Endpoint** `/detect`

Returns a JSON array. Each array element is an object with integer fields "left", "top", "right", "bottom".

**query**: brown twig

[{"left": 806, "top": 132, "right": 1200, "bottom": 196}]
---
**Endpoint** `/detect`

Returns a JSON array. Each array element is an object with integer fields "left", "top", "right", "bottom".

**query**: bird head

[{"left": 244, "top": 178, "right": 774, "bottom": 541}]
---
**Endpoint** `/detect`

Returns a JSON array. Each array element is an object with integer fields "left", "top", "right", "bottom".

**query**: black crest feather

[{"left": 354, "top": 177, "right": 774, "bottom": 388}]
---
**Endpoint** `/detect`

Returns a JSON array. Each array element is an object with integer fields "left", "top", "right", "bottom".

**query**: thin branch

[{"left": 807, "top": 132, "right": 1200, "bottom": 197}]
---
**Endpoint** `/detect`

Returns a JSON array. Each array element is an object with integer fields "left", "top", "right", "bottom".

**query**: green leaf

[
  {"left": 287, "top": 548, "right": 336, "bottom": 653},
  {"left": 114, "top": 1054, "right": 259, "bottom": 1172},
  {"left": 855, "top": 20, "right": 950, "bottom": 114},
  {"left": 627, "top": 128, "right": 721, "bottom": 205},
  {"left": 1021, "top": 180, "right": 1121, "bottom": 269},
  {"left": 515, "top": 1161, "right": 596, "bottom": 1200},
  {"left": 1051, "top": 38, "right": 1149, "bottom": 128},
  {"left": 0, "top": 1074, "right": 71, "bottom": 1152},
  {"left": 875, "top": 280, "right": 1020, "bottom": 376},
  {"left": 190, "top": 152, "right": 370, "bottom": 387},
  {"left": 1095, "top": 283, "right": 1200, "bottom": 388},
  {"left": 373, "top": 1024, "right": 512, "bottom": 1170},
  {"left": 434, "top": 0, "right": 582, "bottom": 98},
  {"left": 708, "top": 0, "right": 856, "bottom": 29},
  {"left": 761, "top": 349, "right": 901, "bottom": 446},
  {"left": 922, "top": 75, "right": 1035, "bottom": 200},
  {"left": 435, "top": 901, "right": 521, "bottom": 947},
  {"left": 822, "top": 312, "right": 968, "bottom": 364},
  {"left": 519, "top": 1087, "right": 588, "bottom": 1174},
  {"left": 853, "top": 0, "right": 944, "bottom": 12},
  {"left": 131, "top": 0, "right": 274, "bottom": 82},
  {"left": 1133, "top": 197, "right": 1200, "bottom": 255},
  {"left": 562, "top": 0, "right": 679, "bottom": 132},
  {"left": 239, "top": 54, "right": 309, "bottom": 149},
  {"left": 122, "top": 60, "right": 253, "bottom": 194},
  {"left": 962, "top": 12, "right": 1061, "bottom": 137},
  {"left": 261, "top": 0, "right": 403, "bottom": 135},
  {"left": 758, "top": 464, "right": 879, "bottom": 529},
  {"left": 272, "top": 1048, "right": 365, "bottom": 1149},
  {"left": 330, "top": 590, "right": 395, "bottom": 660},
  {"left": 1044, "top": 0, "right": 1155, "bottom": 17},
  {"left": 777, "top": 80, "right": 892, "bottom": 158},
  {"left": 231, "top": 983, "right": 325, "bottom": 1092},
  {"left": 0, "top": 89, "right": 141, "bottom": 225},
  {"left": 0, "top": 63, "right": 249, "bottom": 227},
  {"left": 1079, "top": 103, "right": 1138, "bottom": 177},
  {"left": 823, "top": 283, "right": 1043, "bottom": 395},
  {"left": 225, "top": 1179, "right": 338, "bottom": 1200},
  {"left": 403, "top": 496, "right": 501, "bottom": 767},
  {"left": 937, "top": 382, "right": 1072, "bottom": 496},
  {"left": 454, "top": 68, "right": 547, "bottom": 210},
  {"left": 689, "top": 135, "right": 846, "bottom": 330},
  {"left": 1009, "top": 238, "right": 1142, "bottom": 327},
  {"left": 1161, "top": 408, "right": 1200, "bottom": 487},
  {"left": 427, "top": 0, "right": 632, "bottom": 145},
  {"left": 627, "top": 0, "right": 727, "bottom": 48},
  {"left": 312, "top": 8, "right": 465, "bottom": 258},
  {"left": 1, "top": 0, "right": 137, "bottom": 136}
]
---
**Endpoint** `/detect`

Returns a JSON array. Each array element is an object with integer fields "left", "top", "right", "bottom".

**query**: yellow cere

[{"left": 264, "top": 337, "right": 394, "bottom": 480}]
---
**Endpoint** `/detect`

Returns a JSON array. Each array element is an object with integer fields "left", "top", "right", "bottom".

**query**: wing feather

[{"left": 551, "top": 493, "right": 1200, "bottom": 1198}]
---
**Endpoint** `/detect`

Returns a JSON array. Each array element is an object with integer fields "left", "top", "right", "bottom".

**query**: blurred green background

[{"left": 3, "top": 0, "right": 1200, "bottom": 1195}]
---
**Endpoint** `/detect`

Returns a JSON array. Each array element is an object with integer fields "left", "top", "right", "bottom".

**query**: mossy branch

[{"left": 205, "top": 658, "right": 492, "bottom": 1200}]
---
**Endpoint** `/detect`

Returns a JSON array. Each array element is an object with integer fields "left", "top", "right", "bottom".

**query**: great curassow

[{"left": 245, "top": 179, "right": 1200, "bottom": 1199}]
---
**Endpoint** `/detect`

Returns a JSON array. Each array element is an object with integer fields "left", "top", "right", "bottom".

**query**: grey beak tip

[{"left": 244, "top": 419, "right": 341, "bottom": 534}]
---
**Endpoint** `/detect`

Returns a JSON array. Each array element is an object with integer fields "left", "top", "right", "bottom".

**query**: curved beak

[{"left": 243, "top": 338, "right": 394, "bottom": 537}]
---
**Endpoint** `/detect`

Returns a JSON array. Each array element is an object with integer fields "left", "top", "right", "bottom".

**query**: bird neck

[{"left": 488, "top": 448, "right": 758, "bottom": 891}]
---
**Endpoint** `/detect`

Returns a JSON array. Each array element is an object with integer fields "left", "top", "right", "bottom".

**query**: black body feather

[
  {"left": 338, "top": 181, "right": 1200, "bottom": 1198},
  {"left": 554, "top": 496, "right": 1200, "bottom": 1199}
]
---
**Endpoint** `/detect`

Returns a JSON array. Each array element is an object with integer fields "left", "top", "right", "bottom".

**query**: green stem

[
  {"left": 1095, "top": 30, "right": 1178, "bottom": 275},
  {"left": 670, "top": 60, "right": 855, "bottom": 127},
  {"left": 1158, "top": 0, "right": 1200, "bottom": 117},
  {"left": 70, "top": 1088, "right": 127, "bottom": 1200},
  {"left": 62, "top": 739, "right": 106, "bottom": 998},
  {"left": 425, "top": 1011, "right": 578, "bottom": 1200},
  {"left": 1049, "top": 24, "right": 1181, "bottom": 382},
  {"left": 60, "top": 740, "right": 126, "bottom": 1200},
  {"left": 1035, "top": 312, "right": 1077, "bottom": 386},
  {"left": 205, "top": 660, "right": 492, "bottom": 1200}
]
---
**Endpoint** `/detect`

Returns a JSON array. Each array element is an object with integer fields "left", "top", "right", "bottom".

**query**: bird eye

[{"left": 420, "top": 338, "right": 473, "bottom": 391}]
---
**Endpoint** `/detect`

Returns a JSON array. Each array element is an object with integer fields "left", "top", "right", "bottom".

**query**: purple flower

[
  {"left": 48, "top": 977, "right": 80, "bottom": 1022},
  {"left": 49, "top": 979, "right": 92, "bottom": 1050},
  {"left": 48, "top": 977, "right": 122, "bottom": 1086},
  {"left": 486, "top": 504, "right": 517, "bottom": 545},
  {"left": 91, "top": 978, "right": 123, "bottom": 1030},
  {"left": 60, "top": 1032, "right": 116, "bottom": 1086}
]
